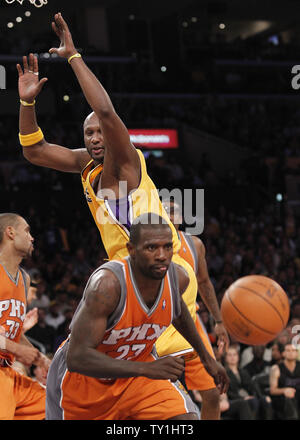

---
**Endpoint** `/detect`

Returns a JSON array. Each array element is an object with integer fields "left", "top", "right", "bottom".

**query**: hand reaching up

[{"left": 17, "top": 53, "right": 48, "bottom": 103}]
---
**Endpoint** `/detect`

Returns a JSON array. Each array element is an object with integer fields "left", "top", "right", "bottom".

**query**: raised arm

[
  {"left": 172, "top": 265, "right": 229, "bottom": 394},
  {"left": 17, "top": 53, "right": 90, "bottom": 173},
  {"left": 66, "top": 269, "right": 185, "bottom": 381},
  {"left": 192, "top": 236, "right": 230, "bottom": 353},
  {"left": 48, "top": 13, "right": 140, "bottom": 183}
]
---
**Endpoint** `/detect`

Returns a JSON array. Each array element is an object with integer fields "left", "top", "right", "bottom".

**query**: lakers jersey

[
  {"left": 81, "top": 149, "right": 180, "bottom": 260},
  {"left": 0, "top": 264, "right": 27, "bottom": 363}
]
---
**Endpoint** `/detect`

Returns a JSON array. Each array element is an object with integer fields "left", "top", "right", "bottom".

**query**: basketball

[{"left": 221, "top": 275, "right": 290, "bottom": 345}]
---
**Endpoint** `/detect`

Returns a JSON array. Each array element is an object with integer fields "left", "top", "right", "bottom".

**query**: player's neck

[
  {"left": 130, "top": 261, "right": 162, "bottom": 298},
  {"left": 0, "top": 248, "right": 22, "bottom": 278},
  {"left": 93, "top": 158, "right": 104, "bottom": 168}
]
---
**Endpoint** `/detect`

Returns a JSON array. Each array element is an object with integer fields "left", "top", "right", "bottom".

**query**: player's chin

[
  {"left": 92, "top": 152, "right": 104, "bottom": 161},
  {"left": 151, "top": 268, "right": 168, "bottom": 279},
  {"left": 27, "top": 247, "right": 34, "bottom": 257},
  {"left": 91, "top": 148, "right": 105, "bottom": 161}
]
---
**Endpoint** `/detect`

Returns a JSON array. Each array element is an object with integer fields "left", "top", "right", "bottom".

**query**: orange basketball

[{"left": 221, "top": 275, "right": 290, "bottom": 345}]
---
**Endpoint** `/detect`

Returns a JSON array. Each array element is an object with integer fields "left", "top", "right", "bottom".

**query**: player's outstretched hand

[
  {"left": 142, "top": 356, "right": 185, "bottom": 382},
  {"left": 17, "top": 53, "right": 48, "bottom": 103},
  {"left": 49, "top": 12, "right": 77, "bottom": 59}
]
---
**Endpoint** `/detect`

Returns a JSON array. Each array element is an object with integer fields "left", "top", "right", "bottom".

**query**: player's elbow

[{"left": 22, "top": 143, "right": 44, "bottom": 164}]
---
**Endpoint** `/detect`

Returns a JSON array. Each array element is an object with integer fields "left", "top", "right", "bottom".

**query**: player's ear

[
  {"left": 126, "top": 241, "right": 135, "bottom": 258},
  {"left": 5, "top": 226, "right": 15, "bottom": 240}
]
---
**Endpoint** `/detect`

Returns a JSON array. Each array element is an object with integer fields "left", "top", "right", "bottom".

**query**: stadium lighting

[
  {"left": 219, "top": 23, "right": 226, "bottom": 30},
  {"left": 25, "top": 11, "right": 31, "bottom": 17},
  {"left": 161, "top": 66, "right": 167, "bottom": 72},
  {"left": 16, "top": 17, "right": 23, "bottom": 22},
  {"left": 5, "top": 0, "right": 48, "bottom": 8},
  {"left": 7, "top": 22, "right": 14, "bottom": 28}
]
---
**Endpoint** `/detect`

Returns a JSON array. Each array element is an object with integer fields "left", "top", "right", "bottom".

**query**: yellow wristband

[
  {"left": 68, "top": 53, "right": 82, "bottom": 64},
  {"left": 20, "top": 99, "right": 36, "bottom": 107},
  {"left": 19, "top": 127, "right": 44, "bottom": 147}
]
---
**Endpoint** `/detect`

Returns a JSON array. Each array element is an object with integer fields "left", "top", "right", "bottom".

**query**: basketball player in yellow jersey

[
  {"left": 18, "top": 13, "right": 219, "bottom": 394},
  {"left": 157, "top": 199, "right": 230, "bottom": 419}
]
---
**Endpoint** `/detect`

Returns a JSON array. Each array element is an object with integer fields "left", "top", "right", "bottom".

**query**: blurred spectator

[
  {"left": 54, "top": 273, "right": 78, "bottom": 296},
  {"left": 269, "top": 343, "right": 300, "bottom": 420},
  {"left": 220, "top": 391, "right": 255, "bottom": 420},
  {"left": 71, "top": 247, "right": 93, "bottom": 280},
  {"left": 28, "top": 279, "right": 51, "bottom": 311},
  {"left": 240, "top": 344, "right": 272, "bottom": 369},
  {"left": 44, "top": 301, "right": 66, "bottom": 330},
  {"left": 26, "top": 308, "right": 56, "bottom": 354},
  {"left": 244, "top": 345, "right": 271, "bottom": 377},
  {"left": 224, "top": 346, "right": 273, "bottom": 420},
  {"left": 270, "top": 341, "right": 285, "bottom": 367},
  {"left": 52, "top": 308, "right": 74, "bottom": 353}
]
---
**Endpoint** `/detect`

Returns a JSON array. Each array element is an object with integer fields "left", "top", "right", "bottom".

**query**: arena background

[{"left": 1, "top": 0, "right": 300, "bottom": 420}]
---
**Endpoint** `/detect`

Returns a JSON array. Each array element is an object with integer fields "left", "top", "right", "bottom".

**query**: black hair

[{"left": 129, "top": 213, "right": 170, "bottom": 245}]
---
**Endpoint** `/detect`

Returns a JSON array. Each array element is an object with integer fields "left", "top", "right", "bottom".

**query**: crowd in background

[
  {"left": 1, "top": 24, "right": 300, "bottom": 418},
  {"left": 2, "top": 148, "right": 300, "bottom": 418}
]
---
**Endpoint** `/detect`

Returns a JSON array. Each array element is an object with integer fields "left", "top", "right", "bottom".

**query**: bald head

[
  {"left": 0, "top": 213, "right": 22, "bottom": 244},
  {"left": 0, "top": 213, "right": 34, "bottom": 258},
  {"left": 83, "top": 111, "right": 97, "bottom": 128}
]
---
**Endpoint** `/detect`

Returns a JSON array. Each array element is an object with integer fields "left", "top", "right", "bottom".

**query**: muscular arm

[
  {"left": 66, "top": 269, "right": 141, "bottom": 378},
  {"left": 67, "top": 269, "right": 183, "bottom": 380},
  {"left": 18, "top": 54, "right": 90, "bottom": 173},
  {"left": 50, "top": 13, "right": 140, "bottom": 186}
]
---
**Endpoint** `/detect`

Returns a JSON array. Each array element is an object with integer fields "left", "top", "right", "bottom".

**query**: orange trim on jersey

[
  {"left": 96, "top": 259, "right": 174, "bottom": 364},
  {"left": 0, "top": 264, "right": 26, "bottom": 363},
  {"left": 178, "top": 231, "right": 196, "bottom": 273}
]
